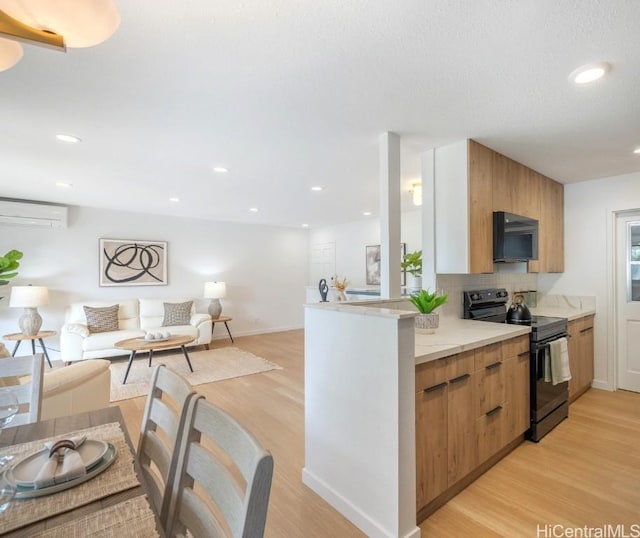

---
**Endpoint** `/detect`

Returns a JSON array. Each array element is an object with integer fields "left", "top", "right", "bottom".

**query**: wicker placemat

[
  {"left": 31, "top": 494, "right": 160, "bottom": 537},
  {"left": 0, "top": 422, "right": 140, "bottom": 535}
]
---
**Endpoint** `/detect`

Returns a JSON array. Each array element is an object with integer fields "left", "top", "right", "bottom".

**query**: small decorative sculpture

[
  {"left": 318, "top": 278, "right": 329, "bottom": 302},
  {"left": 331, "top": 275, "right": 349, "bottom": 302}
]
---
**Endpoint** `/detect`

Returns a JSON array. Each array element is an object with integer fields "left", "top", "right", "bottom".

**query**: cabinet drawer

[
  {"left": 474, "top": 342, "right": 503, "bottom": 370},
  {"left": 502, "top": 335, "right": 529, "bottom": 359},
  {"left": 580, "top": 315, "right": 594, "bottom": 332},
  {"left": 416, "top": 358, "right": 447, "bottom": 393},
  {"left": 476, "top": 403, "right": 505, "bottom": 464},
  {"left": 476, "top": 359, "right": 505, "bottom": 416},
  {"left": 446, "top": 350, "right": 474, "bottom": 380}
]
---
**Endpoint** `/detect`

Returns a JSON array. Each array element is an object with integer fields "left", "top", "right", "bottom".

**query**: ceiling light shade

[
  {"left": 633, "top": 148, "right": 640, "bottom": 154},
  {"left": 0, "top": 36, "right": 21, "bottom": 71},
  {"left": 0, "top": 0, "right": 120, "bottom": 48},
  {"left": 570, "top": 62, "right": 611, "bottom": 85},
  {"left": 411, "top": 182, "right": 423, "bottom": 206}
]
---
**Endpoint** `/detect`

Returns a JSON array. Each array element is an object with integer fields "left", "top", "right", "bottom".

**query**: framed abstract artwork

[
  {"left": 99, "top": 239, "right": 168, "bottom": 286},
  {"left": 366, "top": 243, "right": 406, "bottom": 286}
]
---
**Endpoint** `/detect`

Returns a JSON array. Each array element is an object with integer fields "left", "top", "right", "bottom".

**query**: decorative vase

[
  {"left": 408, "top": 274, "right": 422, "bottom": 294},
  {"left": 415, "top": 313, "right": 439, "bottom": 332}
]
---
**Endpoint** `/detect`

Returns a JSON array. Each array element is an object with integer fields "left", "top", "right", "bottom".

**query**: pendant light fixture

[{"left": 0, "top": 0, "right": 119, "bottom": 72}]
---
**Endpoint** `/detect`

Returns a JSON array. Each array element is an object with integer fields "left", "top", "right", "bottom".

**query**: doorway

[{"left": 615, "top": 211, "right": 640, "bottom": 392}]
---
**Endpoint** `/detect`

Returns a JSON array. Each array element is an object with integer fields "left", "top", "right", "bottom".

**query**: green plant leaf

[{"left": 409, "top": 288, "right": 448, "bottom": 313}]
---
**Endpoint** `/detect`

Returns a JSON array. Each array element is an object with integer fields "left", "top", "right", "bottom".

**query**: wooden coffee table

[{"left": 114, "top": 334, "right": 195, "bottom": 384}]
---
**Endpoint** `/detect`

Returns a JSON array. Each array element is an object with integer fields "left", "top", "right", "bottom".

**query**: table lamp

[
  {"left": 203, "top": 281, "right": 226, "bottom": 319},
  {"left": 9, "top": 285, "right": 49, "bottom": 336}
]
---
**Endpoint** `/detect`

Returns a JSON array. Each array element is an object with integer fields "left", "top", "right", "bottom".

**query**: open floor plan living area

[{"left": 1, "top": 1, "right": 640, "bottom": 537}]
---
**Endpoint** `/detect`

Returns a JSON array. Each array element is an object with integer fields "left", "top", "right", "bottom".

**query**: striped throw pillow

[
  {"left": 83, "top": 305, "right": 119, "bottom": 333},
  {"left": 162, "top": 301, "right": 193, "bottom": 327}
]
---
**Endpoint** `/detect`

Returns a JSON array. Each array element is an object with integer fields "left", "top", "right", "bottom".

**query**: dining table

[{"left": 0, "top": 406, "right": 164, "bottom": 537}]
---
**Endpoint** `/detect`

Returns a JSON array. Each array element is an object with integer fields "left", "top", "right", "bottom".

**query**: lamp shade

[
  {"left": 0, "top": 36, "right": 22, "bottom": 71},
  {"left": 412, "top": 182, "right": 423, "bottom": 206},
  {"left": 203, "top": 281, "right": 226, "bottom": 299},
  {"left": 9, "top": 285, "right": 49, "bottom": 307},
  {"left": 0, "top": 0, "right": 120, "bottom": 48}
]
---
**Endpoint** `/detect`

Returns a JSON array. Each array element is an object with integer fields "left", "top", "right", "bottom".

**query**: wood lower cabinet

[
  {"left": 415, "top": 351, "right": 475, "bottom": 508},
  {"left": 568, "top": 315, "right": 595, "bottom": 402},
  {"left": 416, "top": 336, "right": 530, "bottom": 518}
]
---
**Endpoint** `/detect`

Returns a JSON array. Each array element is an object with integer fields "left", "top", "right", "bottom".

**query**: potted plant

[
  {"left": 409, "top": 288, "right": 448, "bottom": 331},
  {"left": 401, "top": 250, "right": 422, "bottom": 292},
  {"left": 0, "top": 249, "right": 23, "bottom": 300}
]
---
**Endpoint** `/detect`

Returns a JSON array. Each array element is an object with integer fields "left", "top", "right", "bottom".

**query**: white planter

[
  {"left": 415, "top": 313, "right": 439, "bottom": 333},
  {"left": 407, "top": 274, "right": 422, "bottom": 294}
]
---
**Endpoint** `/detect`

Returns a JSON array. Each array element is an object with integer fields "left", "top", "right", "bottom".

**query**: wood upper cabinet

[
  {"left": 468, "top": 140, "right": 494, "bottom": 274},
  {"left": 529, "top": 173, "right": 564, "bottom": 273},
  {"left": 432, "top": 138, "right": 564, "bottom": 274}
]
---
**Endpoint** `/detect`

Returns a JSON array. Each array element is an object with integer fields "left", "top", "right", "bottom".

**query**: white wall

[
  {"left": 0, "top": 205, "right": 308, "bottom": 360},
  {"left": 308, "top": 210, "right": 422, "bottom": 287},
  {"left": 537, "top": 171, "right": 640, "bottom": 390}
]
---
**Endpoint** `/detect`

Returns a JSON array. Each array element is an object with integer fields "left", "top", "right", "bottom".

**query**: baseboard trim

[
  {"left": 212, "top": 324, "right": 303, "bottom": 340},
  {"left": 302, "top": 467, "right": 420, "bottom": 538}
]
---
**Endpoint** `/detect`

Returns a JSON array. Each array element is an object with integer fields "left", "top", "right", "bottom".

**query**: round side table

[{"left": 2, "top": 330, "right": 56, "bottom": 367}]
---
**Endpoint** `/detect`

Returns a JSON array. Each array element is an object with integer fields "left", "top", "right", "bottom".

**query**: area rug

[{"left": 109, "top": 347, "right": 282, "bottom": 402}]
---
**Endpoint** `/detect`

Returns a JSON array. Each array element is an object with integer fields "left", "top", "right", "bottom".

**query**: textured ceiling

[{"left": 1, "top": 0, "right": 639, "bottom": 228}]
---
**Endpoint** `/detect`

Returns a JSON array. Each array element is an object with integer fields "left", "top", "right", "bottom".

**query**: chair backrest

[
  {"left": 136, "top": 364, "right": 195, "bottom": 522},
  {"left": 0, "top": 354, "right": 45, "bottom": 426},
  {"left": 166, "top": 395, "right": 274, "bottom": 538}
]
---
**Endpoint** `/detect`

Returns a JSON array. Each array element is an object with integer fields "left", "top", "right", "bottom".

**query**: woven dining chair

[
  {"left": 0, "top": 353, "right": 44, "bottom": 426},
  {"left": 136, "top": 364, "right": 196, "bottom": 525},
  {"left": 165, "top": 395, "right": 274, "bottom": 538}
]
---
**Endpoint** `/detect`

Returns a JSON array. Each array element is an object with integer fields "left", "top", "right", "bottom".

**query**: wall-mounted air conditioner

[{"left": 0, "top": 199, "right": 68, "bottom": 228}]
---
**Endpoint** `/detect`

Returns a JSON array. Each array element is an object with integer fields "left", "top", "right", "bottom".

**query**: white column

[
  {"left": 380, "top": 132, "right": 402, "bottom": 299},
  {"left": 421, "top": 149, "right": 436, "bottom": 291}
]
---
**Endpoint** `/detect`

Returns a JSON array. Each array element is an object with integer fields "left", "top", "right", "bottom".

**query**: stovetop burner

[{"left": 462, "top": 288, "right": 567, "bottom": 342}]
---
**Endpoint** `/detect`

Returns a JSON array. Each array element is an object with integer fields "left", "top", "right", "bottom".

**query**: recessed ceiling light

[
  {"left": 570, "top": 62, "right": 611, "bottom": 85},
  {"left": 169, "top": 197, "right": 180, "bottom": 202},
  {"left": 363, "top": 211, "right": 372, "bottom": 216},
  {"left": 302, "top": 223, "right": 309, "bottom": 228},
  {"left": 55, "top": 182, "right": 73, "bottom": 188},
  {"left": 311, "top": 186, "right": 323, "bottom": 191},
  {"left": 56, "top": 134, "right": 81, "bottom": 143},
  {"left": 633, "top": 148, "right": 640, "bottom": 154},
  {"left": 249, "top": 207, "right": 258, "bottom": 212},
  {"left": 213, "top": 166, "right": 229, "bottom": 173}
]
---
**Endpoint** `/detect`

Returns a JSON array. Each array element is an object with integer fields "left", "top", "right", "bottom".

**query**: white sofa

[{"left": 60, "top": 298, "right": 212, "bottom": 362}]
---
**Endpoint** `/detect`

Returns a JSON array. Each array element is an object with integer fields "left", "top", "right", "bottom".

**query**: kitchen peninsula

[
  {"left": 303, "top": 299, "right": 530, "bottom": 538},
  {"left": 303, "top": 297, "right": 598, "bottom": 536}
]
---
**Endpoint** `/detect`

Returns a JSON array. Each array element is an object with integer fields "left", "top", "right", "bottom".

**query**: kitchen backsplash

[{"left": 436, "top": 272, "right": 538, "bottom": 318}]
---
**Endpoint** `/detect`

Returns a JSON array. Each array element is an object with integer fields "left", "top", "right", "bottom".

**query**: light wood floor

[{"left": 116, "top": 329, "right": 640, "bottom": 537}]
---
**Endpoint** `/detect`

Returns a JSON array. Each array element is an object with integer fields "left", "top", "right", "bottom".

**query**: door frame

[{"left": 609, "top": 208, "right": 640, "bottom": 391}]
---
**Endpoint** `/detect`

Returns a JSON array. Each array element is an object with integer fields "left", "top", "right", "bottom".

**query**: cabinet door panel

[
  {"left": 448, "top": 370, "right": 476, "bottom": 485},
  {"left": 505, "top": 352, "right": 530, "bottom": 440},
  {"left": 416, "top": 383, "right": 448, "bottom": 509}
]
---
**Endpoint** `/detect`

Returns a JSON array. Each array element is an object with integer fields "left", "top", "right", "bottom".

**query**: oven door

[{"left": 531, "top": 336, "right": 569, "bottom": 421}]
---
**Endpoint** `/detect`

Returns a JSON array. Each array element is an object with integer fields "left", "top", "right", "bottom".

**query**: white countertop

[
  {"left": 531, "top": 306, "right": 596, "bottom": 321},
  {"left": 415, "top": 317, "right": 530, "bottom": 365}
]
